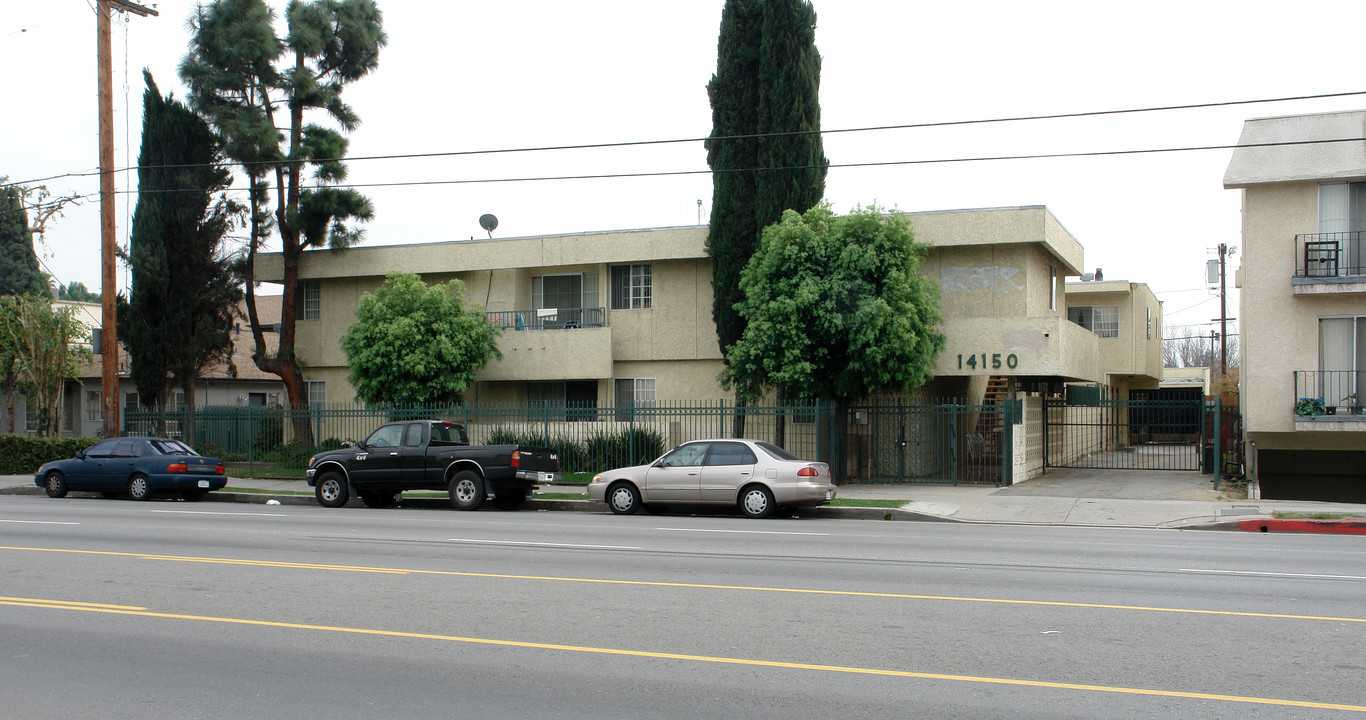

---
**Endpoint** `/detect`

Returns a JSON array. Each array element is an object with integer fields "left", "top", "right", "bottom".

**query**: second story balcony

[
  {"left": 1294, "top": 232, "right": 1366, "bottom": 294},
  {"left": 1292, "top": 370, "right": 1366, "bottom": 424},
  {"left": 486, "top": 307, "right": 606, "bottom": 331}
]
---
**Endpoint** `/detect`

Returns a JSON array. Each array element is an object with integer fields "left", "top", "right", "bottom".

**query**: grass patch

[
  {"left": 536, "top": 492, "right": 589, "bottom": 500},
  {"left": 223, "top": 486, "right": 312, "bottom": 496}
]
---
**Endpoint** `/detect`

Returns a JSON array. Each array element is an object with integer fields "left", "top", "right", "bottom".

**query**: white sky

[{"left": 5, "top": 0, "right": 1366, "bottom": 336}]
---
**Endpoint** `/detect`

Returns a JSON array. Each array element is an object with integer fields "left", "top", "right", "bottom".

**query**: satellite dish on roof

[{"left": 479, "top": 214, "right": 498, "bottom": 239}]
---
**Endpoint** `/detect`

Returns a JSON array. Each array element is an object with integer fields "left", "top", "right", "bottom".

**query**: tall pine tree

[
  {"left": 120, "top": 71, "right": 242, "bottom": 412},
  {"left": 0, "top": 184, "right": 47, "bottom": 297},
  {"left": 706, "top": 0, "right": 827, "bottom": 359}
]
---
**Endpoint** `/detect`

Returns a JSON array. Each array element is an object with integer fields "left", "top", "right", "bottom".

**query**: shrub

[{"left": 0, "top": 435, "right": 100, "bottom": 474}]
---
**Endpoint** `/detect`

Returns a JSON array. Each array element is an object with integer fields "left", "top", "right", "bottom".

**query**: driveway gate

[
  {"left": 847, "top": 401, "right": 1015, "bottom": 485},
  {"left": 1044, "top": 390, "right": 1206, "bottom": 471}
]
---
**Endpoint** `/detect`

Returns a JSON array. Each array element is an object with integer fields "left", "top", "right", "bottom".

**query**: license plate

[
  {"left": 197, "top": 480, "right": 210, "bottom": 488},
  {"left": 825, "top": 490, "right": 833, "bottom": 500},
  {"left": 538, "top": 472, "right": 554, "bottom": 482}
]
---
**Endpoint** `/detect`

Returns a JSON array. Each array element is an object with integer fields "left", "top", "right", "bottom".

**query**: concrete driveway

[{"left": 998, "top": 467, "right": 1227, "bottom": 502}]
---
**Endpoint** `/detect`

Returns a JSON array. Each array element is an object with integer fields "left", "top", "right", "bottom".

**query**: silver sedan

[{"left": 586, "top": 438, "right": 836, "bottom": 518}]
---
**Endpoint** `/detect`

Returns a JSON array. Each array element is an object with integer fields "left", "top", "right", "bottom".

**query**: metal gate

[
  {"left": 847, "top": 401, "right": 1015, "bottom": 485},
  {"left": 1044, "top": 393, "right": 1205, "bottom": 471}
]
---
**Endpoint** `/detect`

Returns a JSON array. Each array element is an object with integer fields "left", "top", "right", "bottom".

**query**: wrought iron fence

[
  {"left": 1293, "top": 370, "right": 1365, "bottom": 416},
  {"left": 485, "top": 307, "right": 606, "bottom": 331}
]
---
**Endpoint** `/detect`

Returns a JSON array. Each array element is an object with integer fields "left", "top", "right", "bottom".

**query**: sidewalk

[{"left": 5, "top": 471, "right": 1366, "bottom": 533}]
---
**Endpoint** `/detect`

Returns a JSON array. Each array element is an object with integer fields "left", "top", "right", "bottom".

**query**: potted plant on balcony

[
  {"left": 1345, "top": 393, "right": 1363, "bottom": 415},
  {"left": 1295, "top": 397, "right": 1326, "bottom": 416}
]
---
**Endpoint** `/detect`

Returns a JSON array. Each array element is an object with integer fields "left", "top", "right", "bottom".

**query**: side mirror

[
  {"left": 77, "top": 451, "right": 87, "bottom": 460},
  {"left": 342, "top": 440, "right": 356, "bottom": 449}
]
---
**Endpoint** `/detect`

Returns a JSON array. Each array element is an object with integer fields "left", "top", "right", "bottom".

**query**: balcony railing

[
  {"left": 487, "top": 307, "right": 606, "bottom": 331},
  {"left": 1295, "top": 232, "right": 1366, "bottom": 278},
  {"left": 1293, "top": 370, "right": 1365, "bottom": 416}
]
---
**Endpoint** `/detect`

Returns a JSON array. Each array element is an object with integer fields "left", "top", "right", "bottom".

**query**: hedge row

[
  {"left": 484, "top": 427, "right": 666, "bottom": 476},
  {"left": 0, "top": 435, "right": 99, "bottom": 475}
]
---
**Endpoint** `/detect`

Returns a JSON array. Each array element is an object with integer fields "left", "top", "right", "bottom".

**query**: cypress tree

[
  {"left": 120, "top": 71, "right": 242, "bottom": 411},
  {"left": 706, "top": 0, "right": 828, "bottom": 358},
  {"left": 0, "top": 186, "right": 46, "bottom": 297}
]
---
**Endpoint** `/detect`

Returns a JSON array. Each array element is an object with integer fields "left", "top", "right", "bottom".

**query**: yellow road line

[
  {"left": 1, "top": 595, "right": 1362, "bottom": 713},
  {"left": 3, "top": 544, "right": 1364, "bottom": 624}
]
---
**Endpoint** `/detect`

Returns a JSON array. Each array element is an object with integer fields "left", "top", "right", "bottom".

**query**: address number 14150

[{"left": 957, "top": 353, "right": 1019, "bottom": 370}]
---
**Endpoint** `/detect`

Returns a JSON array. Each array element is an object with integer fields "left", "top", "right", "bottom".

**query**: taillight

[
  {"left": 167, "top": 463, "right": 187, "bottom": 473},
  {"left": 797, "top": 467, "right": 819, "bottom": 477},
  {"left": 215, "top": 465, "right": 226, "bottom": 475},
  {"left": 510, "top": 450, "right": 520, "bottom": 468}
]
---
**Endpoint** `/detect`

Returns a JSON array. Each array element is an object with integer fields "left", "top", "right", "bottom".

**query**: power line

[{"left": 6, "top": 89, "right": 1365, "bottom": 188}]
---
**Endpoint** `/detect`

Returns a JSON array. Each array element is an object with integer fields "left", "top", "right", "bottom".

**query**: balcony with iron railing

[
  {"left": 1293, "top": 233, "right": 1366, "bottom": 294},
  {"left": 486, "top": 307, "right": 606, "bottom": 332},
  {"left": 1292, "top": 370, "right": 1366, "bottom": 422}
]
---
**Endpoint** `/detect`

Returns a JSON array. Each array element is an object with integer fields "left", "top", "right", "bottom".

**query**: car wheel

[
  {"left": 607, "top": 482, "right": 641, "bottom": 515},
  {"left": 493, "top": 492, "right": 527, "bottom": 510},
  {"left": 182, "top": 490, "right": 207, "bottom": 502},
  {"left": 128, "top": 474, "right": 152, "bottom": 501},
  {"left": 315, "top": 471, "right": 349, "bottom": 508},
  {"left": 449, "top": 471, "right": 484, "bottom": 511},
  {"left": 44, "top": 471, "right": 68, "bottom": 499},
  {"left": 739, "top": 484, "right": 776, "bottom": 519},
  {"left": 359, "top": 492, "right": 397, "bottom": 509}
]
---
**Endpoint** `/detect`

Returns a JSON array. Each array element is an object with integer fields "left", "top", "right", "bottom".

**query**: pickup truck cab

[{"left": 305, "top": 420, "right": 558, "bottom": 510}]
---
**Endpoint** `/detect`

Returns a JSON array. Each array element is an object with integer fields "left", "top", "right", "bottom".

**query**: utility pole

[
  {"left": 1218, "top": 242, "right": 1228, "bottom": 377},
  {"left": 97, "top": 0, "right": 157, "bottom": 438}
]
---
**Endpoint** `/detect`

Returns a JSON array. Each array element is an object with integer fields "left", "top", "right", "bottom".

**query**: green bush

[
  {"left": 481, "top": 426, "right": 665, "bottom": 475},
  {"left": 1, "top": 435, "right": 100, "bottom": 474}
]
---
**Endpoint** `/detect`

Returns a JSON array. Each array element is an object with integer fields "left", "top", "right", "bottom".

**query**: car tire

[
  {"left": 315, "top": 471, "right": 349, "bottom": 508},
  {"left": 449, "top": 471, "right": 484, "bottom": 511},
  {"left": 43, "top": 471, "right": 68, "bottom": 499},
  {"left": 493, "top": 491, "right": 526, "bottom": 510},
  {"left": 182, "top": 490, "right": 207, "bottom": 502},
  {"left": 739, "top": 484, "right": 776, "bottom": 519},
  {"left": 128, "top": 474, "right": 153, "bottom": 501},
  {"left": 607, "top": 482, "right": 641, "bottom": 515},
  {"left": 360, "top": 492, "right": 397, "bottom": 509}
]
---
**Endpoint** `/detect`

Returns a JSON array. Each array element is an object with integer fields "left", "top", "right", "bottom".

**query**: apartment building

[{"left": 1224, "top": 109, "right": 1366, "bottom": 502}]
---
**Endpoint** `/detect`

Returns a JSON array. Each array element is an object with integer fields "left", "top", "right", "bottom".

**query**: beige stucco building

[
  {"left": 258, "top": 205, "right": 1117, "bottom": 411},
  {"left": 1063, "top": 279, "right": 1164, "bottom": 396},
  {"left": 1224, "top": 109, "right": 1366, "bottom": 502}
]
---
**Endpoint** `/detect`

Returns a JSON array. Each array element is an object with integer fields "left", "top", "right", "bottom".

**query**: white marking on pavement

[
  {"left": 658, "top": 528, "right": 829, "bottom": 536},
  {"left": 150, "top": 510, "right": 286, "bottom": 518},
  {"left": 1181, "top": 568, "right": 1366, "bottom": 581},
  {"left": 0, "top": 520, "right": 78, "bottom": 525},
  {"left": 448, "top": 538, "right": 640, "bottom": 550}
]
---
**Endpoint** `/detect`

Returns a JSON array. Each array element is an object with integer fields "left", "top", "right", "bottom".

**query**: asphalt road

[{"left": 3, "top": 494, "right": 1365, "bottom": 719}]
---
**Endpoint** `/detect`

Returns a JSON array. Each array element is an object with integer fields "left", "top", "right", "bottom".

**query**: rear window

[
  {"left": 430, "top": 423, "right": 469, "bottom": 445},
  {"left": 756, "top": 442, "right": 800, "bottom": 462},
  {"left": 149, "top": 439, "right": 197, "bottom": 456}
]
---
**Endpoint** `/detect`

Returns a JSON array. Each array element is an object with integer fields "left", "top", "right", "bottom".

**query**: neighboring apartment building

[
  {"left": 257, "top": 206, "right": 1107, "bottom": 411},
  {"left": 1224, "top": 109, "right": 1366, "bottom": 502},
  {"left": 1063, "top": 278, "right": 1165, "bottom": 397},
  {"left": 5, "top": 298, "right": 287, "bottom": 438}
]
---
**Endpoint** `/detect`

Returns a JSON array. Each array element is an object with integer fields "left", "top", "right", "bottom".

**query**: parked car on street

[
  {"left": 34, "top": 437, "right": 228, "bottom": 501},
  {"left": 305, "top": 420, "right": 559, "bottom": 510},
  {"left": 586, "top": 439, "right": 836, "bottom": 518}
]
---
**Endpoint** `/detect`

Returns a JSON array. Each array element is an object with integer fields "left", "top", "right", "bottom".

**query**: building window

[
  {"left": 1319, "top": 316, "right": 1365, "bottom": 404},
  {"left": 1068, "top": 305, "right": 1119, "bottom": 338},
  {"left": 86, "top": 390, "right": 101, "bottom": 422},
  {"left": 531, "top": 273, "right": 597, "bottom": 328},
  {"left": 305, "top": 381, "right": 326, "bottom": 407},
  {"left": 614, "top": 378, "right": 656, "bottom": 421},
  {"left": 296, "top": 280, "right": 320, "bottom": 321},
  {"left": 611, "top": 264, "right": 652, "bottom": 310},
  {"left": 63, "top": 386, "right": 77, "bottom": 433},
  {"left": 528, "top": 380, "right": 598, "bottom": 421},
  {"left": 1049, "top": 265, "right": 1057, "bottom": 311},
  {"left": 1146, "top": 308, "right": 1152, "bottom": 340},
  {"left": 24, "top": 402, "right": 37, "bottom": 433}
]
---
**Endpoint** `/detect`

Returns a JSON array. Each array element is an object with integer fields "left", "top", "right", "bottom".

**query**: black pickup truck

[{"left": 304, "top": 420, "right": 559, "bottom": 510}]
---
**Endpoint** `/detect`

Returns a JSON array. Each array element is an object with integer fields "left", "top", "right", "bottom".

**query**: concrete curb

[{"left": 1183, "top": 517, "right": 1366, "bottom": 535}]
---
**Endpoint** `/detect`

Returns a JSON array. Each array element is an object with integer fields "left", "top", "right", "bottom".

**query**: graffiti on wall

[{"left": 941, "top": 266, "right": 1025, "bottom": 294}]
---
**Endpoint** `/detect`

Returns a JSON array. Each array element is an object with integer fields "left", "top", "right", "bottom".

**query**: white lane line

[
  {"left": 150, "top": 510, "right": 286, "bottom": 518},
  {"left": 658, "top": 528, "right": 829, "bottom": 537},
  {"left": 448, "top": 538, "right": 641, "bottom": 550},
  {"left": 1181, "top": 568, "right": 1366, "bottom": 581},
  {"left": 0, "top": 520, "right": 79, "bottom": 525}
]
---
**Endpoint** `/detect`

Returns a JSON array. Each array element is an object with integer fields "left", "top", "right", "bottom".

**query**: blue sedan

[{"left": 35, "top": 437, "right": 228, "bottom": 501}]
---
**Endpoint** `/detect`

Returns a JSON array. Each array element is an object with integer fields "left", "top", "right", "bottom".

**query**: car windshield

[
  {"left": 756, "top": 441, "right": 800, "bottom": 462},
  {"left": 149, "top": 439, "right": 198, "bottom": 456}
]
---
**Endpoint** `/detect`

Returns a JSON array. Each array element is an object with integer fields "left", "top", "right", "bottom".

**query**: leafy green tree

[
  {"left": 57, "top": 282, "right": 101, "bottom": 303},
  {"left": 120, "top": 71, "right": 243, "bottom": 414},
  {"left": 706, "top": 0, "right": 827, "bottom": 359},
  {"left": 340, "top": 272, "right": 502, "bottom": 406},
  {"left": 180, "top": 0, "right": 386, "bottom": 443},
  {"left": 0, "top": 185, "right": 46, "bottom": 297},
  {"left": 722, "top": 204, "right": 945, "bottom": 408},
  {"left": 0, "top": 295, "right": 91, "bottom": 437}
]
